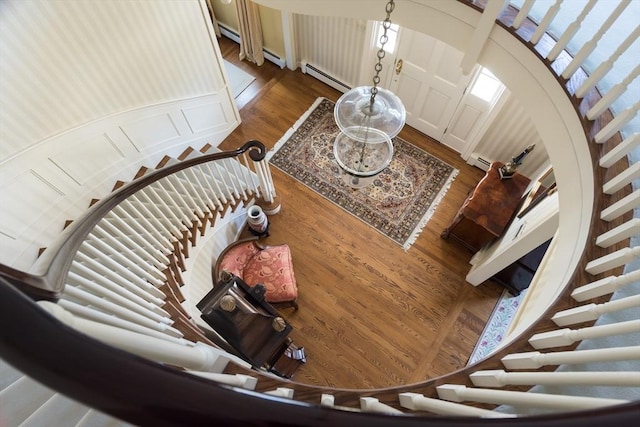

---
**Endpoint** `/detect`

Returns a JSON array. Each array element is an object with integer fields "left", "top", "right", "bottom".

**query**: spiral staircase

[{"left": 1, "top": 1, "right": 639, "bottom": 425}]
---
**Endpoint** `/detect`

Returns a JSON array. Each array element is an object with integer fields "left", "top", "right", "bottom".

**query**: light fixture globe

[
  {"left": 334, "top": 86, "right": 406, "bottom": 143},
  {"left": 333, "top": 127, "right": 393, "bottom": 188}
]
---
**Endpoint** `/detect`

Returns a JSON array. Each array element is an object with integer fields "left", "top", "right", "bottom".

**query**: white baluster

[
  {"left": 204, "top": 162, "right": 230, "bottom": 205},
  {"left": 530, "top": 0, "right": 561, "bottom": 44},
  {"left": 552, "top": 294, "right": 640, "bottom": 326},
  {"left": 241, "top": 153, "right": 261, "bottom": 198},
  {"left": 360, "top": 397, "right": 403, "bottom": 415},
  {"left": 186, "top": 371, "right": 257, "bottom": 390},
  {"left": 39, "top": 302, "right": 228, "bottom": 372},
  {"left": 226, "top": 158, "right": 250, "bottom": 200},
  {"left": 149, "top": 182, "right": 194, "bottom": 231},
  {"left": 83, "top": 237, "right": 164, "bottom": 286},
  {"left": 588, "top": 65, "right": 640, "bottom": 120},
  {"left": 257, "top": 159, "right": 277, "bottom": 203},
  {"left": 398, "top": 392, "right": 515, "bottom": 418},
  {"left": 572, "top": 269, "right": 640, "bottom": 301},
  {"left": 92, "top": 224, "right": 166, "bottom": 280},
  {"left": 604, "top": 162, "right": 640, "bottom": 195},
  {"left": 511, "top": 0, "right": 535, "bottom": 29},
  {"left": 65, "top": 273, "right": 170, "bottom": 324},
  {"left": 264, "top": 387, "right": 294, "bottom": 398},
  {"left": 185, "top": 167, "right": 218, "bottom": 212},
  {"left": 176, "top": 170, "right": 209, "bottom": 216},
  {"left": 58, "top": 299, "right": 185, "bottom": 343},
  {"left": 215, "top": 161, "right": 240, "bottom": 199},
  {"left": 180, "top": 170, "right": 211, "bottom": 217},
  {"left": 158, "top": 178, "right": 202, "bottom": 226},
  {"left": 595, "top": 101, "right": 640, "bottom": 144},
  {"left": 562, "top": 0, "right": 631, "bottom": 78},
  {"left": 253, "top": 160, "right": 269, "bottom": 201},
  {"left": 576, "top": 26, "right": 640, "bottom": 97},
  {"left": 78, "top": 242, "right": 164, "bottom": 289},
  {"left": 128, "top": 192, "right": 185, "bottom": 240},
  {"left": 585, "top": 246, "right": 640, "bottom": 274},
  {"left": 600, "top": 134, "right": 640, "bottom": 168},
  {"left": 70, "top": 261, "right": 166, "bottom": 313},
  {"left": 61, "top": 286, "right": 174, "bottom": 333},
  {"left": 193, "top": 164, "right": 224, "bottom": 211},
  {"left": 320, "top": 394, "right": 335, "bottom": 407},
  {"left": 601, "top": 188, "right": 640, "bottom": 222},
  {"left": 103, "top": 212, "right": 170, "bottom": 264},
  {"left": 115, "top": 202, "right": 175, "bottom": 247},
  {"left": 74, "top": 251, "right": 166, "bottom": 301},
  {"left": 138, "top": 188, "right": 187, "bottom": 237},
  {"left": 528, "top": 320, "right": 640, "bottom": 349},
  {"left": 437, "top": 384, "right": 628, "bottom": 411},
  {"left": 502, "top": 347, "right": 640, "bottom": 369},
  {"left": 470, "top": 369, "right": 640, "bottom": 387},
  {"left": 547, "top": 0, "right": 597, "bottom": 61},
  {"left": 234, "top": 158, "right": 251, "bottom": 200},
  {"left": 596, "top": 218, "right": 640, "bottom": 248}
]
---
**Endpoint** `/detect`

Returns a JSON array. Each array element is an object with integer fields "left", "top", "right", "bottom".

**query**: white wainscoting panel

[
  {"left": 0, "top": 93, "right": 239, "bottom": 271},
  {"left": 48, "top": 133, "right": 127, "bottom": 186},
  {"left": 120, "top": 113, "right": 182, "bottom": 152},
  {"left": 182, "top": 100, "right": 231, "bottom": 134},
  {"left": 0, "top": 171, "right": 65, "bottom": 240},
  {"left": 0, "top": 0, "right": 227, "bottom": 161}
]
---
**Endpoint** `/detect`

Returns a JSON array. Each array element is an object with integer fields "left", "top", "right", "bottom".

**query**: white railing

[{"left": 52, "top": 145, "right": 276, "bottom": 357}]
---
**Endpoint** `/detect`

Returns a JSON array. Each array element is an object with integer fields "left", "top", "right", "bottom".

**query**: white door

[
  {"left": 389, "top": 28, "right": 475, "bottom": 144},
  {"left": 442, "top": 67, "right": 507, "bottom": 154}
]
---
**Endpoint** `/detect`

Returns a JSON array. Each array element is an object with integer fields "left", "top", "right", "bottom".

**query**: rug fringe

[
  {"left": 402, "top": 168, "right": 459, "bottom": 251},
  {"left": 267, "top": 97, "right": 327, "bottom": 161}
]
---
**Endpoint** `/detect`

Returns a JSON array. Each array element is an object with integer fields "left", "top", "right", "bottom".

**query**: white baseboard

[
  {"left": 300, "top": 60, "right": 351, "bottom": 93},
  {"left": 219, "top": 24, "right": 285, "bottom": 69}
]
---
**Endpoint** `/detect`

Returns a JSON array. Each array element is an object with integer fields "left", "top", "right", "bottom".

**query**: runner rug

[
  {"left": 467, "top": 288, "right": 527, "bottom": 366},
  {"left": 267, "top": 97, "right": 458, "bottom": 250}
]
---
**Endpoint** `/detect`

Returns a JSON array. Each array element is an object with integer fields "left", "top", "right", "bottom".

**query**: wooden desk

[{"left": 441, "top": 162, "right": 530, "bottom": 252}]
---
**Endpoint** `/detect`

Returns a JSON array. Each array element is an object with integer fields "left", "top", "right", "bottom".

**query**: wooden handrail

[{"left": 1, "top": 277, "right": 638, "bottom": 425}]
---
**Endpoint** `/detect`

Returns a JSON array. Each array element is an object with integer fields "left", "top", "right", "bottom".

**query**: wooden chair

[{"left": 213, "top": 237, "right": 299, "bottom": 311}]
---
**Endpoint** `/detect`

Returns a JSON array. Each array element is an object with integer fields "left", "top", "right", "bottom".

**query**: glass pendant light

[{"left": 333, "top": 0, "right": 406, "bottom": 187}]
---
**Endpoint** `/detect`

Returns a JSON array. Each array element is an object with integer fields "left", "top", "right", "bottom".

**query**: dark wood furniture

[
  {"left": 196, "top": 273, "right": 302, "bottom": 377},
  {"left": 441, "top": 162, "right": 530, "bottom": 252},
  {"left": 491, "top": 239, "right": 552, "bottom": 295}
]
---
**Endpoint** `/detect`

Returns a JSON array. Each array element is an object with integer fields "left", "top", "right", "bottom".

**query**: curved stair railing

[{"left": 1, "top": 1, "right": 639, "bottom": 425}]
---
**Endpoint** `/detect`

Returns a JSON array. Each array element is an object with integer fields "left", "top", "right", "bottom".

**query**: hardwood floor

[{"left": 216, "top": 37, "right": 504, "bottom": 389}]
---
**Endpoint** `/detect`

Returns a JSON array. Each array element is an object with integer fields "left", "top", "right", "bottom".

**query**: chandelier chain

[{"left": 370, "top": 0, "right": 395, "bottom": 107}]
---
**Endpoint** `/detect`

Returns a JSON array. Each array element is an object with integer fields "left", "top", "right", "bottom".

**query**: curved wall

[{"left": 0, "top": 0, "right": 239, "bottom": 270}]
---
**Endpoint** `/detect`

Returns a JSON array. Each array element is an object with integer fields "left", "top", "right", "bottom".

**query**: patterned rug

[
  {"left": 267, "top": 98, "right": 458, "bottom": 250},
  {"left": 467, "top": 288, "right": 527, "bottom": 365}
]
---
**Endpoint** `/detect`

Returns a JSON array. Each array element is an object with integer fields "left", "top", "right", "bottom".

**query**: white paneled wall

[
  {"left": 294, "top": 14, "right": 367, "bottom": 89},
  {"left": 0, "top": 0, "right": 239, "bottom": 271},
  {"left": 0, "top": 0, "right": 227, "bottom": 157}
]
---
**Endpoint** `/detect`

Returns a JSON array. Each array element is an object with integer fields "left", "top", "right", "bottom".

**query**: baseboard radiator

[
  {"left": 300, "top": 61, "right": 351, "bottom": 94},
  {"left": 467, "top": 153, "right": 493, "bottom": 171},
  {"left": 219, "top": 24, "right": 285, "bottom": 69}
]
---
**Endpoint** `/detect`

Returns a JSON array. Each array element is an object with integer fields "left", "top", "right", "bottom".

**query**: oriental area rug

[{"left": 267, "top": 97, "right": 458, "bottom": 250}]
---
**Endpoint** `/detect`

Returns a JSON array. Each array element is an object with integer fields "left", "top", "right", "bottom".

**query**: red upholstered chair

[{"left": 214, "top": 237, "right": 299, "bottom": 310}]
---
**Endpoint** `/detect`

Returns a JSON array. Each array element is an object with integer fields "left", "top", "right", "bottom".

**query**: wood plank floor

[{"left": 217, "top": 37, "right": 505, "bottom": 389}]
